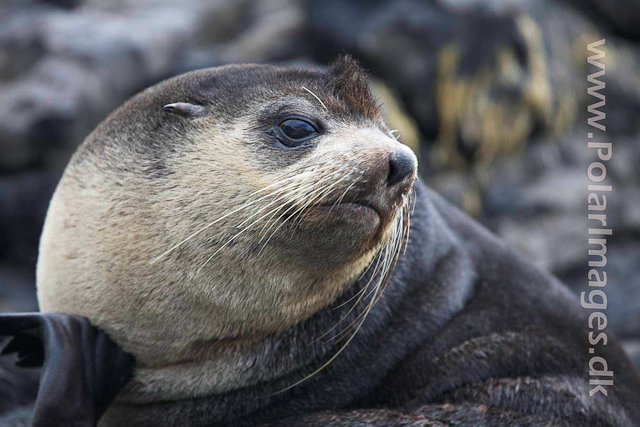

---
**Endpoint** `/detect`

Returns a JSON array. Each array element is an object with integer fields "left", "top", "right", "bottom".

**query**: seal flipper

[{"left": 0, "top": 313, "right": 134, "bottom": 426}]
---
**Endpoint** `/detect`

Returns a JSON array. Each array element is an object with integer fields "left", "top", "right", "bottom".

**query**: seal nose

[{"left": 387, "top": 149, "right": 417, "bottom": 187}]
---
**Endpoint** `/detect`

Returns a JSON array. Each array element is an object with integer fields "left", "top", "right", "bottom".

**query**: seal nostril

[{"left": 387, "top": 150, "right": 416, "bottom": 187}]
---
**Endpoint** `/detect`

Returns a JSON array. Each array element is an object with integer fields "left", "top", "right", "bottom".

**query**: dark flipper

[{"left": 0, "top": 313, "right": 134, "bottom": 426}]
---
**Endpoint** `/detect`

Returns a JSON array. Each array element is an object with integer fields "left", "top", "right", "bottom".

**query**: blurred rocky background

[{"left": 0, "top": 0, "right": 638, "bottom": 366}]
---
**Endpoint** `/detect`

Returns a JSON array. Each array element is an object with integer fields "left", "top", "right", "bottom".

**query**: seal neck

[{"left": 110, "top": 180, "right": 475, "bottom": 424}]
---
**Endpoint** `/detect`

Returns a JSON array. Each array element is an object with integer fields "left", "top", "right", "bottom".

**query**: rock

[
  {"left": 371, "top": 79, "right": 421, "bottom": 156},
  {"left": 0, "top": 0, "right": 308, "bottom": 173},
  {"left": 0, "top": 172, "right": 57, "bottom": 269},
  {"left": 560, "top": 0, "right": 640, "bottom": 41},
  {"left": 306, "top": 0, "right": 640, "bottom": 170},
  {"left": 0, "top": 265, "right": 39, "bottom": 313},
  {"left": 0, "top": 172, "right": 55, "bottom": 313}
]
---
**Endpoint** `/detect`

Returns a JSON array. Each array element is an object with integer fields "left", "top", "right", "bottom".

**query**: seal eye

[{"left": 278, "top": 119, "right": 318, "bottom": 146}]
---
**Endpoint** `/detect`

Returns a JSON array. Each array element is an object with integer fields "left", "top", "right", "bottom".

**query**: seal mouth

[
  {"left": 312, "top": 186, "right": 410, "bottom": 230},
  {"left": 318, "top": 202, "right": 379, "bottom": 215},
  {"left": 310, "top": 202, "right": 381, "bottom": 223}
]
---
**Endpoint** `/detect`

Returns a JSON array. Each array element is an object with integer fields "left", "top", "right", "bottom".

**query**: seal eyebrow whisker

[{"left": 301, "top": 86, "right": 328, "bottom": 111}]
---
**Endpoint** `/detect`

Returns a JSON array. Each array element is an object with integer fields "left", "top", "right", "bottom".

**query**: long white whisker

[
  {"left": 198, "top": 171, "right": 347, "bottom": 272},
  {"left": 151, "top": 166, "right": 327, "bottom": 263},
  {"left": 235, "top": 177, "right": 321, "bottom": 230},
  {"left": 301, "top": 86, "right": 327, "bottom": 111},
  {"left": 327, "top": 180, "right": 357, "bottom": 215},
  {"left": 315, "top": 198, "right": 409, "bottom": 345},
  {"left": 195, "top": 198, "right": 304, "bottom": 273},
  {"left": 258, "top": 174, "right": 347, "bottom": 252},
  {"left": 258, "top": 172, "right": 340, "bottom": 242},
  {"left": 272, "top": 219, "right": 404, "bottom": 395},
  {"left": 311, "top": 251, "right": 385, "bottom": 344},
  {"left": 289, "top": 174, "right": 348, "bottom": 229},
  {"left": 150, "top": 190, "right": 279, "bottom": 264}
]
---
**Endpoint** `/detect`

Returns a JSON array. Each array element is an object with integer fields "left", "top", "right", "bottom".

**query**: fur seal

[{"left": 1, "top": 57, "right": 639, "bottom": 426}]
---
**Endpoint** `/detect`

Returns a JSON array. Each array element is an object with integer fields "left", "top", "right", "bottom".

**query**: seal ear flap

[
  {"left": 163, "top": 102, "right": 207, "bottom": 117},
  {"left": 0, "top": 313, "right": 134, "bottom": 427}
]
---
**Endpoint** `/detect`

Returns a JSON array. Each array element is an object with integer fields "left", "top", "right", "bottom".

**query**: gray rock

[{"left": 0, "top": 0, "right": 307, "bottom": 173}]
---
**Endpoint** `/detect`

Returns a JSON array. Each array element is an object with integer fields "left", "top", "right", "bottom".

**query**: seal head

[{"left": 36, "top": 57, "right": 417, "bottom": 368}]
